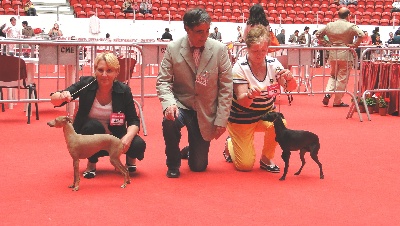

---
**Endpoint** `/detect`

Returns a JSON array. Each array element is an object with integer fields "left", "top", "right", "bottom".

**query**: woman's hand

[
  {"left": 121, "top": 135, "right": 133, "bottom": 153},
  {"left": 276, "top": 69, "right": 293, "bottom": 81},
  {"left": 50, "top": 90, "right": 72, "bottom": 106},
  {"left": 247, "top": 86, "right": 262, "bottom": 99},
  {"left": 164, "top": 105, "right": 179, "bottom": 121}
]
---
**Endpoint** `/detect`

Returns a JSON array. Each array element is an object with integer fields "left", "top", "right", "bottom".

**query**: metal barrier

[
  {"left": 358, "top": 46, "right": 400, "bottom": 121},
  {"left": 0, "top": 39, "right": 148, "bottom": 134}
]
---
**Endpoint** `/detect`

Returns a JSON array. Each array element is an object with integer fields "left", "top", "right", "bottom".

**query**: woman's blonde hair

[
  {"left": 245, "top": 25, "right": 270, "bottom": 48},
  {"left": 94, "top": 52, "right": 120, "bottom": 73}
]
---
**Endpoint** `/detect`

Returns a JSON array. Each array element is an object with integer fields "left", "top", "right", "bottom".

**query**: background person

[
  {"left": 2, "top": 17, "right": 21, "bottom": 55},
  {"left": 50, "top": 52, "right": 146, "bottom": 178},
  {"left": 156, "top": 8, "right": 233, "bottom": 178},
  {"left": 242, "top": 3, "right": 279, "bottom": 51},
  {"left": 288, "top": 30, "right": 299, "bottom": 43},
  {"left": 226, "top": 25, "right": 297, "bottom": 172},
  {"left": 48, "top": 23, "right": 63, "bottom": 39},
  {"left": 276, "top": 29, "right": 285, "bottom": 44},
  {"left": 316, "top": 7, "right": 364, "bottom": 107},
  {"left": 161, "top": 28, "right": 173, "bottom": 41},
  {"left": 209, "top": 26, "right": 222, "bottom": 42},
  {"left": 24, "top": 1, "right": 37, "bottom": 16}
]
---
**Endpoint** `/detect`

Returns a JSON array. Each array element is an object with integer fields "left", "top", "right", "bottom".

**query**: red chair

[
  {"left": 106, "top": 11, "right": 115, "bottom": 19},
  {"left": 76, "top": 11, "right": 86, "bottom": 18},
  {"left": 324, "top": 11, "right": 333, "bottom": 19},
  {"left": 177, "top": 7, "right": 186, "bottom": 16},
  {"left": 288, "top": 10, "right": 296, "bottom": 19},
  {"left": 97, "top": 11, "right": 106, "bottom": 19},
  {"left": 197, "top": 1, "right": 206, "bottom": 9},
  {"left": 205, "top": 1, "right": 213, "bottom": 9},
  {"left": 279, "top": 10, "right": 287, "bottom": 19},
  {"left": 112, "top": 5, "right": 122, "bottom": 14},
  {"left": 267, "top": 3, "right": 275, "bottom": 11},
  {"left": 87, "top": 10, "right": 96, "bottom": 17},
  {"left": 303, "top": 4, "right": 311, "bottom": 12},
  {"left": 115, "top": 12, "right": 125, "bottom": 19},
  {"left": 303, "top": 18, "right": 312, "bottom": 24},
  {"left": 222, "top": 2, "right": 231, "bottom": 10},
  {"left": 296, "top": 10, "right": 305, "bottom": 19},
  {"left": 83, "top": 4, "right": 93, "bottom": 13},
  {"left": 305, "top": 11, "right": 314, "bottom": 19},
  {"left": 360, "top": 18, "right": 370, "bottom": 25},
  {"left": 362, "top": 11, "right": 372, "bottom": 20},
  {"left": 375, "top": 5, "right": 384, "bottom": 13},
  {"left": 136, "top": 13, "right": 145, "bottom": 20},
  {"left": 275, "top": 3, "right": 285, "bottom": 11},
  {"left": 294, "top": 4, "right": 302, "bottom": 11},
  {"left": 347, "top": 4, "right": 356, "bottom": 13},
  {"left": 214, "top": 2, "right": 223, "bottom": 10},
  {"left": 214, "top": 8, "right": 223, "bottom": 17},
  {"left": 205, "top": 8, "right": 213, "bottom": 15},
  {"left": 93, "top": 4, "right": 103, "bottom": 13},
  {"left": 237, "top": 15, "right": 246, "bottom": 24},
  {"left": 2, "top": 0, "right": 12, "bottom": 9},
  {"left": 242, "top": 8, "right": 250, "bottom": 18},
  {"left": 211, "top": 14, "right": 218, "bottom": 21},
  {"left": 311, "top": 4, "right": 319, "bottom": 13},
  {"left": 73, "top": 3, "right": 83, "bottom": 13},
  {"left": 369, "top": 19, "right": 380, "bottom": 25},
  {"left": 322, "top": 18, "right": 331, "bottom": 24},
  {"left": 285, "top": 3, "right": 293, "bottom": 12},
  {"left": 382, "top": 12, "right": 391, "bottom": 20},
  {"left": 179, "top": 0, "right": 188, "bottom": 8},
  {"left": 161, "top": 0, "right": 169, "bottom": 8},
  {"left": 145, "top": 13, "right": 154, "bottom": 20},
  {"left": 153, "top": 13, "right": 162, "bottom": 20},
  {"left": 284, "top": 17, "right": 294, "bottom": 24},
  {"left": 219, "top": 16, "right": 228, "bottom": 22},
  {"left": 115, "top": 0, "right": 124, "bottom": 7},
  {"left": 125, "top": 12, "right": 134, "bottom": 19},
  {"left": 233, "top": 9, "right": 241, "bottom": 17},
  {"left": 11, "top": 0, "right": 22, "bottom": 11},
  {"left": 103, "top": 4, "right": 112, "bottom": 14},
  {"left": 170, "top": 0, "right": 179, "bottom": 8},
  {"left": 320, "top": 4, "right": 329, "bottom": 12},
  {"left": 372, "top": 12, "right": 381, "bottom": 20},
  {"left": 294, "top": 17, "right": 303, "bottom": 24},
  {"left": 356, "top": 5, "right": 365, "bottom": 13},
  {"left": 329, "top": 4, "right": 338, "bottom": 14},
  {"left": 242, "top": 2, "right": 249, "bottom": 11},
  {"left": 228, "top": 16, "right": 237, "bottom": 23},
  {"left": 380, "top": 19, "right": 390, "bottom": 26},
  {"left": 106, "top": 0, "right": 116, "bottom": 6},
  {"left": 159, "top": 6, "right": 168, "bottom": 16},
  {"left": 224, "top": 9, "right": 232, "bottom": 18},
  {"left": 0, "top": 8, "right": 5, "bottom": 15},
  {"left": 269, "top": 9, "right": 278, "bottom": 18},
  {"left": 390, "top": 19, "right": 400, "bottom": 26},
  {"left": 365, "top": 5, "right": 374, "bottom": 13},
  {"left": 173, "top": 14, "right": 182, "bottom": 21},
  {"left": 232, "top": 2, "right": 240, "bottom": 10}
]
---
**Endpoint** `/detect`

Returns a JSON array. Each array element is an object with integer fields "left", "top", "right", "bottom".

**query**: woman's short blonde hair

[
  {"left": 94, "top": 52, "right": 120, "bottom": 72},
  {"left": 245, "top": 25, "right": 270, "bottom": 48}
]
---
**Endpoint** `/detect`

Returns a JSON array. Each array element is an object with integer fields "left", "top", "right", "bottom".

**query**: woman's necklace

[{"left": 247, "top": 57, "right": 273, "bottom": 83}]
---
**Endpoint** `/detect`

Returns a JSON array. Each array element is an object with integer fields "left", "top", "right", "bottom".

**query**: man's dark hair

[
  {"left": 395, "top": 30, "right": 400, "bottom": 36},
  {"left": 295, "top": 30, "right": 299, "bottom": 33},
  {"left": 106, "top": 33, "right": 110, "bottom": 38},
  {"left": 165, "top": 28, "right": 169, "bottom": 32},
  {"left": 247, "top": 4, "right": 269, "bottom": 26},
  {"left": 304, "top": 26, "right": 310, "bottom": 31},
  {"left": 183, "top": 8, "right": 211, "bottom": 29},
  {"left": 10, "top": 17, "right": 16, "bottom": 22},
  {"left": 22, "top": 21, "right": 28, "bottom": 26}
]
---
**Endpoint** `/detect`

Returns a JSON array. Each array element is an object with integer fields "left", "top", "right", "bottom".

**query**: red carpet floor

[{"left": 0, "top": 69, "right": 399, "bottom": 225}]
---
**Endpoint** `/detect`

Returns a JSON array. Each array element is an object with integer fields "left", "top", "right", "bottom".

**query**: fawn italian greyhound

[
  {"left": 47, "top": 116, "right": 130, "bottom": 191},
  {"left": 263, "top": 112, "right": 324, "bottom": 181}
]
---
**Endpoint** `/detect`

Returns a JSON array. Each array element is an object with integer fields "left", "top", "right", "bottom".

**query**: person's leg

[
  {"left": 332, "top": 61, "right": 352, "bottom": 105},
  {"left": 162, "top": 109, "right": 186, "bottom": 175},
  {"left": 125, "top": 135, "right": 146, "bottom": 172},
  {"left": 227, "top": 122, "right": 257, "bottom": 171},
  {"left": 80, "top": 119, "right": 108, "bottom": 178},
  {"left": 184, "top": 110, "right": 211, "bottom": 172}
]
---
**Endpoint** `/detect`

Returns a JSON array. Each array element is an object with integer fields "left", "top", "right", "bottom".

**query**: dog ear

[{"left": 278, "top": 112, "right": 285, "bottom": 119}]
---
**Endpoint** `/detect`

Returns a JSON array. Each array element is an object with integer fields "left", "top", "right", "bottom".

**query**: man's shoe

[
  {"left": 333, "top": 102, "right": 349, "bottom": 107},
  {"left": 322, "top": 94, "right": 331, "bottom": 106},
  {"left": 166, "top": 169, "right": 180, "bottom": 178},
  {"left": 83, "top": 169, "right": 96, "bottom": 179},
  {"left": 126, "top": 164, "right": 137, "bottom": 172},
  {"left": 180, "top": 146, "right": 189, "bottom": 159},
  {"left": 260, "top": 160, "right": 280, "bottom": 173}
]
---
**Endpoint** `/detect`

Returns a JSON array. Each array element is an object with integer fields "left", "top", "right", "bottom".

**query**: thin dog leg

[
  {"left": 280, "top": 151, "right": 291, "bottom": 181},
  {"left": 310, "top": 152, "right": 324, "bottom": 179},
  {"left": 295, "top": 150, "right": 307, "bottom": 176},
  {"left": 69, "top": 159, "right": 80, "bottom": 191},
  {"left": 109, "top": 157, "right": 130, "bottom": 188}
]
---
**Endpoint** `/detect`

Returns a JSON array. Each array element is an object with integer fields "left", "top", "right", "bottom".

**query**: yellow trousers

[{"left": 227, "top": 118, "right": 286, "bottom": 171}]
